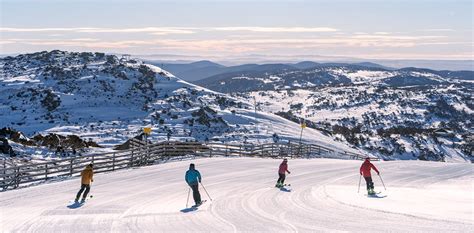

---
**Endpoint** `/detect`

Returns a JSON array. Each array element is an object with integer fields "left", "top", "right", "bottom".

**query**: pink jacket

[
  {"left": 279, "top": 162, "right": 289, "bottom": 174},
  {"left": 360, "top": 160, "right": 379, "bottom": 177}
]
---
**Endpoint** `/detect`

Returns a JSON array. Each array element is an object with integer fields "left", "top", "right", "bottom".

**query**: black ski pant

[
  {"left": 190, "top": 184, "right": 201, "bottom": 205},
  {"left": 76, "top": 184, "right": 90, "bottom": 200},
  {"left": 277, "top": 173, "right": 286, "bottom": 184},
  {"left": 364, "top": 177, "right": 374, "bottom": 190}
]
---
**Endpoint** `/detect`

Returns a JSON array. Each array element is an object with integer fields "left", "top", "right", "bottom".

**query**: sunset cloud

[{"left": 2, "top": 33, "right": 456, "bottom": 52}]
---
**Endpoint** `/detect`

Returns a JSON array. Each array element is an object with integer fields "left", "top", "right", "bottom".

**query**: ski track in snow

[{"left": 0, "top": 157, "right": 472, "bottom": 232}]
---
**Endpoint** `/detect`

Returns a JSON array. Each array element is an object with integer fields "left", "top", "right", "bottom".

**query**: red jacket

[
  {"left": 360, "top": 160, "right": 379, "bottom": 177},
  {"left": 279, "top": 162, "right": 289, "bottom": 174}
]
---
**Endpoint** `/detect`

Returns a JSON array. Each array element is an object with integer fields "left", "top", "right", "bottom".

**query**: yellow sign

[
  {"left": 301, "top": 122, "right": 306, "bottom": 129},
  {"left": 143, "top": 127, "right": 152, "bottom": 135}
]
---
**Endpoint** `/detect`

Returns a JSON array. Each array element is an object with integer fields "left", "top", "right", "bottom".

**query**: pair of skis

[
  {"left": 180, "top": 200, "right": 208, "bottom": 213},
  {"left": 365, "top": 192, "right": 387, "bottom": 198},
  {"left": 68, "top": 195, "right": 93, "bottom": 207},
  {"left": 358, "top": 174, "right": 387, "bottom": 198},
  {"left": 186, "top": 183, "right": 212, "bottom": 209}
]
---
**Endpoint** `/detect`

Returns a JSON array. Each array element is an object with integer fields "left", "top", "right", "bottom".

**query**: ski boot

[
  {"left": 368, "top": 188, "right": 376, "bottom": 195},
  {"left": 275, "top": 182, "right": 283, "bottom": 188}
]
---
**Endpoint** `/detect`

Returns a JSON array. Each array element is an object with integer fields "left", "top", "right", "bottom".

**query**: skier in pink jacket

[{"left": 275, "top": 159, "right": 291, "bottom": 188}]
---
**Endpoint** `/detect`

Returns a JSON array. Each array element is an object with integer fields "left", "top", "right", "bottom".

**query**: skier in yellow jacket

[{"left": 75, "top": 164, "right": 94, "bottom": 202}]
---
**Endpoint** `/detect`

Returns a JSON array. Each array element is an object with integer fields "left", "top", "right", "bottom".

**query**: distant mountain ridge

[
  {"left": 146, "top": 60, "right": 398, "bottom": 82},
  {"left": 194, "top": 63, "right": 473, "bottom": 93}
]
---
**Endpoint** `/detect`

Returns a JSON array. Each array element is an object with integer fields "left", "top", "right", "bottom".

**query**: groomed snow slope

[{"left": 1, "top": 158, "right": 472, "bottom": 232}]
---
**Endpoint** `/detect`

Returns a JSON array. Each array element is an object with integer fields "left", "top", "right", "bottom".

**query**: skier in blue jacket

[{"left": 185, "top": 163, "right": 202, "bottom": 206}]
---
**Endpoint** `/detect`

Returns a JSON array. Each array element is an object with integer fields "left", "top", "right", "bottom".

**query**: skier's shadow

[
  {"left": 67, "top": 202, "right": 84, "bottom": 209},
  {"left": 180, "top": 207, "right": 198, "bottom": 213},
  {"left": 280, "top": 187, "right": 292, "bottom": 192}
]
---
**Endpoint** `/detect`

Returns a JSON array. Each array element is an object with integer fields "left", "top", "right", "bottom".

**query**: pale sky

[{"left": 0, "top": 0, "right": 473, "bottom": 60}]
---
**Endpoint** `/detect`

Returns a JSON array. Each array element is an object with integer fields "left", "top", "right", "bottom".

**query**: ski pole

[
  {"left": 357, "top": 174, "right": 361, "bottom": 193},
  {"left": 378, "top": 174, "right": 387, "bottom": 191},
  {"left": 186, "top": 187, "right": 190, "bottom": 208},
  {"left": 200, "top": 182, "right": 213, "bottom": 201}
]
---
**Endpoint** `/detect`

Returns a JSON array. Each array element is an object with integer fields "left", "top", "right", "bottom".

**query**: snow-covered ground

[{"left": 1, "top": 157, "right": 472, "bottom": 232}]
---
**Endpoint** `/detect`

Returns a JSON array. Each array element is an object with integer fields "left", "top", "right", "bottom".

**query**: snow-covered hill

[
  {"left": 197, "top": 63, "right": 473, "bottom": 162},
  {"left": 1, "top": 157, "right": 472, "bottom": 232},
  {"left": 0, "top": 51, "right": 360, "bottom": 157},
  {"left": 236, "top": 84, "right": 473, "bottom": 162}
]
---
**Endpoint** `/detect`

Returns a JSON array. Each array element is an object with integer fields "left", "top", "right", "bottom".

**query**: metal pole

[
  {"left": 253, "top": 96, "right": 258, "bottom": 134},
  {"left": 186, "top": 187, "right": 190, "bottom": 208},
  {"left": 378, "top": 174, "right": 387, "bottom": 191},
  {"left": 145, "top": 134, "right": 149, "bottom": 165},
  {"left": 200, "top": 182, "right": 213, "bottom": 201},
  {"left": 299, "top": 127, "right": 303, "bottom": 145},
  {"left": 357, "top": 175, "right": 361, "bottom": 193}
]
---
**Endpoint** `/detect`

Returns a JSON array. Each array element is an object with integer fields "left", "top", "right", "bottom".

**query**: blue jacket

[{"left": 185, "top": 169, "right": 201, "bottom": 185}]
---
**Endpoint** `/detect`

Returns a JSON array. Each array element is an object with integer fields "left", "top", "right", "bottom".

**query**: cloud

[
  {"left": 374, "top": 32, "right": 391, "bottom": 35},
  {"left": 70, "top": 38, "right": 101, "bottom": 42},
  {"left": 209, "top": 27, "right": 338, "bottom": 32},
  {"left": 350, "top": 35, "right": 446, "bottom": 41},
  {"left": 1, "top": 33, "right": 453, "bottom": 51},
  {"left": 0, "top": 26, "right": 338, "bottom": 34},
  {"left": 1, "top": 27, "right": 467, "bottom": 59},
  {"left": 0, "top": 27, "right": 98, "bottom": 32},
  {"left": 422, "top": 29, "right": 455, "bottom": 32},
  {"left": 0, "top": 27, "right": 196, "bottom": 35}
]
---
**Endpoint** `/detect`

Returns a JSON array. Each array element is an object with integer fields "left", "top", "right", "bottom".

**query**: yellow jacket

[{"left": 81, "top": 166, "right": 94, "bottom": 185}]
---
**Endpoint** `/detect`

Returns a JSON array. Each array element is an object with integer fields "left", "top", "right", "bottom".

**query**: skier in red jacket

[
  {"left": 360, "top": 158, "right": 380, "bottom": 195},
  {"left": 276, "top": 158, "right": 291, "bottom": 188}
]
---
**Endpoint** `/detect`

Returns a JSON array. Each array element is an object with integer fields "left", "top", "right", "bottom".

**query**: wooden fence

[{"left": 0, "top": 140, "right": 370, "bottom": 191}]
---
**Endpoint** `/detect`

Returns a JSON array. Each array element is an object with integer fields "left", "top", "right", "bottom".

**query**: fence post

[
  {"left": 130, "top": 148, "right": 134, "bottom": 167},
  {"left": 146, "top": 143, "right": 150, "bottom": 164},
  {"left": 112, "top": 152, "right": 116, "bottom": 171},
  {"left": 15, "top": 167, "right": 20, "bottom": 188},
  {"left": 225, "top": 144, "right": 228, "bottom": 157},
  {"left": 290, "top": 143, "right": 293, "bottom": 158},
  {"left": 45, "top": 164, "right": 48, "bottom": 180},
  {"left": 141, "top": 144, "right": 144, "bottom": 165},
  {"left": 70, "top": 158, "right": 74, "bottom": 176},
  {"left": 164, "top": 142, "right": 167, "bottom": 162},
  {"left": 2, "top": 159, "right": 5, "bottom": 189},
  {"left": 239, "top": 145, "right": 242, "bottom": 157}
]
